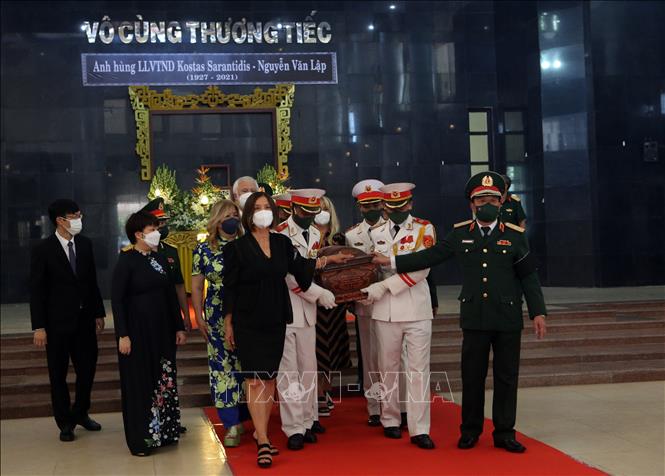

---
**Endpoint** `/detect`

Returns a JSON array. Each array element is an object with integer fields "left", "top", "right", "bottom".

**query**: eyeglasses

[{"left": 61, "top": 213, "right": 83, "bottom": 220}]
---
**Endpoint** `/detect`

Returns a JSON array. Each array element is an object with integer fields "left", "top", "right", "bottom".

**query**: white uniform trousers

[
  {"left": 399, "top": 342, "right": 408, "bottom": 414},
  {"left": 375, "top": 319, "right": 432, "bottom": 436},
  {"left": 356, "top": 315, "right": 380, "bottom": 416},
  {"left": 277, "top": 325, "right": 318, "bottom": 437}
]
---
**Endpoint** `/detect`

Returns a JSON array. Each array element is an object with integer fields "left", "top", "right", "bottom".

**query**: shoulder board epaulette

[
  {"left": 510, "top": 194, "right": 521, "bottom": 202},
  {"left": 275, "top": 222, "right": 288, "bottom": 232},
  {"left": 505, "top": 222, "right": 525, "bottom": 233},
  {"left": 121, "top": 244, "right": 134, "bottom": 252},
  {"left": 453, "top": 219, "right": 473, "bottom": 229},
  {"left": 412, "top": 217, "right": 431, "bottom": 226},
  {"left": 345, "top": 223, "right": 361, "bottom": 233}
]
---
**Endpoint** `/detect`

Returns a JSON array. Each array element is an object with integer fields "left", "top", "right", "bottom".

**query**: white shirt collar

[
  {"left": 55, "top": 230, "right": 75, "bottom": 254},
  {"left": 55, "top": 230, "right": 74, "bottom": 246},
  {"left": 476, "top": 219, "right": 498, "bottom": 234}
]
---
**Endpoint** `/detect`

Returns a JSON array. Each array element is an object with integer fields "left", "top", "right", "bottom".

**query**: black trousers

[
  {"left": 459, "top": 329, "right": 521, "bottom": 441},
  {"left": 45, "top": 316, "right": 98, "bottom": 430}
]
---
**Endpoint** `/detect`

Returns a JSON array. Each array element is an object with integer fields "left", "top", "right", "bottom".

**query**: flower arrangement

[
  {"left": 256, "top": 164, "right": 290, "bottom": 195},
  {"left": 150, "top": 165, "right": 288, "bottom": 231},
  {"left": 148, "top": 165, "right": 180, "bottom": 204},
  {"left": 148, "top": 165, "right": 230, "bottom": 231}
]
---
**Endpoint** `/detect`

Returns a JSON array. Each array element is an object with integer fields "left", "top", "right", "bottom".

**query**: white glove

[
  {"left": 361, "top": 282, "right": 388, "bottom": 304},
  {"left": 317, "top": 289, "right": 337, "bottom": 310}
]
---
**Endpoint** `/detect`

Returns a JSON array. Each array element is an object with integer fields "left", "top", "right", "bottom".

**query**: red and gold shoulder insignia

[
  {"left": 275, "top": 222, "right": 289, "bottom": 232},
  {"left": 412, "top": 217, "right": 431, "bottom": 226},
  {"left": 423, "top": 235, "right": 435, "bottom": 248},
  {"left": 510, "top": 194, "right": 521, "bottom": 202}
]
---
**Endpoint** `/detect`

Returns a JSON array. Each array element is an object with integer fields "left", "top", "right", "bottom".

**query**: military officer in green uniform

[
  {"left": 499, "top": 175, "right": 527, "bottom": 229},
  {"left": 140, "top": 198, "right": 192, "bottom": 332},
  {"left": 373, "top": 171, "right": 546, "bottom": 453}
]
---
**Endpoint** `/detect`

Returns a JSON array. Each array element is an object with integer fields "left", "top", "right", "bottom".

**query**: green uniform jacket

[
  {"left": 499, "top": 195, "right": 527, "bottom": 226},
  {"left": 395, "top": 220, "right": 546, "bottom": 332},
  {"left": 158, "top": 242, "right": 185, "bottom": 285}
]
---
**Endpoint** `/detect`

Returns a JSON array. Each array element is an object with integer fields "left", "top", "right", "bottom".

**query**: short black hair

[
  {"left": 125, "top": 211, "right": 159, "bottom": 244},
  {"left": 241, "top": 192, "right": 278, "bottom": 231},
  {"left": 48, "top": 199, "right": 80, "bottom": 225},
  {"left": 502, "top": 174, "right": 512, "bottom": 189}
]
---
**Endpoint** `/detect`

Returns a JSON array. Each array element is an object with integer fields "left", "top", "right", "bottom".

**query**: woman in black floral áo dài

[{"left": 111, "top": 211, "right": 187, "bottom": 456}]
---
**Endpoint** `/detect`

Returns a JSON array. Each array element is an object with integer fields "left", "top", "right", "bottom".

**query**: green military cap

[
  {"left": 140, "top": 197, "right": 169, "bottom": 219},
  {"left": 464, "top": 171, "right": 506, "bottom": 200}
]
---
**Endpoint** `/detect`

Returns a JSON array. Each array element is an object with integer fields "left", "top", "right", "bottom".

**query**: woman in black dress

[
  {"left": 112, "top": 211, "right": 187, "bottom": 456},
  {"left": 222, "top": 192, "right": 349, "bottom": 468}
]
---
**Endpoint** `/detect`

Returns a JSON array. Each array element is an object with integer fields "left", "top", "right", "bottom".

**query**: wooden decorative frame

[{"left": 128, "top": 84, "right": 295, "bottom": 181}]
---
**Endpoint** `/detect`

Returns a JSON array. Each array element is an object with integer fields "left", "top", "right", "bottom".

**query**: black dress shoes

[
  {"left": 383, "top": 426, "right": 402, "bottom": 439},
  {"left": 494, "top": 438, "right": 526, "bottom": 453},
  {"left": 304, "top": 428, "right": 318, "bottom": 443},
  {"left": 76, "top": 416, "right": 102, "bottom": 431},
  {"left": 367, "top": 415, "right": 381, "bottom": 427},
  {"left": 311, "top": 420, "right": 326, "bottom": 434},
  {"left": 287, "top": 433, "right": 304, "bottom": 450},
  {"left": 457, "top": 434, "right": 479, "bottom": 449},
  {"left": 410, "top": 434, "right": 435, "bottom": 449},
  {"left": 179, "top": 425, "right": 188, "bottom": 434},
  {"left": 59, "top": 426, "right": 75, "bottom": 442},
  {"left": 400, "top": 412, "right": 408, "bottom": 428}
]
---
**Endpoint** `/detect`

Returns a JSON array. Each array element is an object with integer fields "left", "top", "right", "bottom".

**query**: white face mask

[
  {"left": 67, "top": 218, "right": 83, "bottom": 236},
  {"left": 253, "top": 210, "right": 273, "bottom": 229},
  {"left": 314, "top": 210, "right": 331, "bottom": 226},
  {"left": 142, "top": 230, "right": 161, "bottom": 248},
  {"left": 238, "top": 192, "right": 253, "bottom": 211}
]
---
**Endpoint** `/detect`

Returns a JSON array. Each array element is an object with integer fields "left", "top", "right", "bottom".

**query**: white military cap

[{"left": 352, "top": 179, "right": 385, "bottom": 203}]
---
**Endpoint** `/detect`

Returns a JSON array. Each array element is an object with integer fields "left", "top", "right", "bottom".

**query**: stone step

[
  {"left": 2, "top": 312, "right": 663, "bottom": 360},
  {"left": 2, "top": 301, "right": 662, "bottom": 347},
  {"left": 3, "top": 342, "right": 663, "bottom": 395},
  {"left": 2, "top": 359, "right": 663, "bottom": 419},
  {"left": 2, "top": 326, "right": 664, "bottom": 377}
]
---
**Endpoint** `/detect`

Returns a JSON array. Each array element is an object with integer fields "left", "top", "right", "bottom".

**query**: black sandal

[
  {"left": 253, "top": 433, "right": 280, "bottom": 455},
  {"left": 257, "top": 443, "right": 273, "bottom": 468}
]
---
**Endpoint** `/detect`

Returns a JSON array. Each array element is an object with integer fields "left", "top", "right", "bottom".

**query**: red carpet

[{"left": 203, "top": 397, "right": 605, "bottom": 476}]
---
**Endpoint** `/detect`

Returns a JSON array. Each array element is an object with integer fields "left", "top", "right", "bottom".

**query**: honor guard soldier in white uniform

[
  {"left": 345, "top": 179, "right": 385, "bottom": 426},
  {"left": 361, "top": 183, "right": 437, "bottom": 450},
  {"left": 275, "top": 189, "right": 337, "bottom": 451}
]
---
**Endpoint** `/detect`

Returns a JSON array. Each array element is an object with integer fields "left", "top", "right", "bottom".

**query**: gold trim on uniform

[
  {"left": 505, "top": 222, "right": 525, "bottom": 233},
  {"left": 454, "top": 219, "right": 473, "bottom": 229}
]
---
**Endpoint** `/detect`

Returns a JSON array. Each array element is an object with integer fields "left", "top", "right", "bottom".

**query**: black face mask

[
  {"left": 475, "top": 203, "right": 500, "bottom": 222},
  {"left": 293, "top": 214, "right": 314, "bottom": 229},
  {"left": 387, "top": 210, "right": 410, "bottom": 225},
  {"left": 362, "top": 209, "right": 382, "bottom": 224},
  {"left": 220, "top": 217, "right": 240, "bottom": 236},
  {"left": 159, "top": 225, "right": 169, "bottom": 240}
]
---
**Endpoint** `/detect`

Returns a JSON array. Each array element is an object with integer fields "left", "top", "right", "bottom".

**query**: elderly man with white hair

[{"left": 232, "top": 176, "right": 259, "bottom": 211}]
